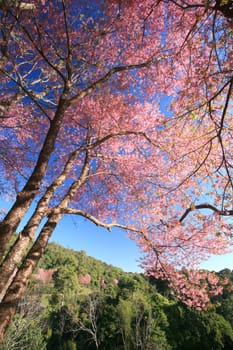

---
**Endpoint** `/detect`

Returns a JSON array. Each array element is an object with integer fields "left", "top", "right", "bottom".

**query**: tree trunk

[
  {"left": 0, "top": 201, "right": 51, "bottom": 297},
  {"left": 0, "top": 213, "right": 61, "bottom": 343},
  {"left": 0, "top": 98, "right": 67, "bottom": 257},
  {"left": 0, "top": 146, "right": 83, "bottom": 295},
  {"left": 0, "top": 142, "right": 89, "bottom": 342},
  {"left": 0, "top": 234, "right": 33, "bottom": 300}
]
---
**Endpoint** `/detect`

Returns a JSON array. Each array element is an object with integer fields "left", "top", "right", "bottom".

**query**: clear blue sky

[{"left": 51, "top": 215, "right": 144, "bottom": 272}]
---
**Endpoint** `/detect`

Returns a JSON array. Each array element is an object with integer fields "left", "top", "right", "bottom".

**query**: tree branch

[
  {"left": 68, "top": 57, "right": 159, "bottom": 105},
  {"left": 89, "top": 130, "right": 159, "bottom": 150},
  {"left": 48, "top": 207, "right": 145, "bottom": 234},
  {"left": 180, "top": 203, "right": 233, "bottom": 222}
]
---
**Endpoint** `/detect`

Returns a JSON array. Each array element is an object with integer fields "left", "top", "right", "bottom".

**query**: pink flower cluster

[
  {"left": 79, "top": 273, "right": 92, "bottom": 285},
  {"left": 34, "top": 268, "right": 57, "bottom": 284}
]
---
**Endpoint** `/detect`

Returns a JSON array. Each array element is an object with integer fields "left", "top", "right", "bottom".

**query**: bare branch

[
  {"left": 89, "top": 130, "right": 159, "bottom": 150},
  {"left": 180, "top": 203, "right": 233, "bottom": 222},
  {"left": 68, "top": 57, "right": 160, "bottom": 105},
  {"left": 48, "top": 207, "right": 145, "bottom": 234}
]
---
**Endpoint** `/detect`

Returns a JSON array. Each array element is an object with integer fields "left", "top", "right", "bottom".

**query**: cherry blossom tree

[
  {"left": 79, "top": 274, "right": 92, "bottom": 286},
  {"left": 34, "top": 268, "right": 56, "bottom": 284},
  {"left": 0, "top": 0, "right": 232, "bottom": 341}
]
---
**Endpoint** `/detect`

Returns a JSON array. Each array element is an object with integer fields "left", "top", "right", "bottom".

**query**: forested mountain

[{"left": 1, "top": 242, "right": 233, "bottom": 350}]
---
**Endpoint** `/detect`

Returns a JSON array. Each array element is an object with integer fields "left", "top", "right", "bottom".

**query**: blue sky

[{"left": 51, "top": 215, "right": 144, "bottom": 272}]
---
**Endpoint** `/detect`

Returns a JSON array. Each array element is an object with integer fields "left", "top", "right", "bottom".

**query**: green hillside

[{"left": 1, "top": 242, "right": 233, "bottom": 350}]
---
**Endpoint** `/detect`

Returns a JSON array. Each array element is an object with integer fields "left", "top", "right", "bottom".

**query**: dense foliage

[{"left": 1, "top": 242, "right": 233, "bottom": 350}]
